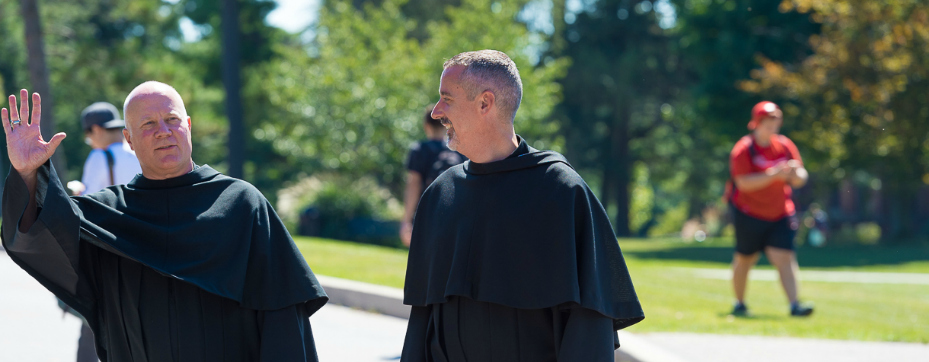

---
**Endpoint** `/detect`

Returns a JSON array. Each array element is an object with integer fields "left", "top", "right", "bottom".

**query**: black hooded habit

[
  {"left": 401, "top": 137, "right": 644, "bottom": 362},
  {"left": 2, "top": 162, "right": 328, "bottom": 362}
]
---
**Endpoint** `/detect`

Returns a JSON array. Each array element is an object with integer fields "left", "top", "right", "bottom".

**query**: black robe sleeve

[
  {"left": 260, "top": 305, "right": 319, "bottom": 362},
  {"left": 1, "top": 163, "right": 99, "bottom": 322}
]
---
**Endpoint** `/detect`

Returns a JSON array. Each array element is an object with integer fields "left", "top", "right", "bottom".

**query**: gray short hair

[{"left": 443, "top": 50, "right": 523, "bottom": 122}]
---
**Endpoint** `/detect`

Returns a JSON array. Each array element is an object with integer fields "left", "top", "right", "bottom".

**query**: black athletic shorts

[{"left": 731, "top": 205, "right": 798, "bottom": 255}]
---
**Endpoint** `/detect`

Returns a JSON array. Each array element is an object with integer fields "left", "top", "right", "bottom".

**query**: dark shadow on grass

[
  {"left": 717, "top": 312, "right": 782, "bottom": 321},
  {"left": 626, "top": 244, "right": 929, "bottom": 268}
]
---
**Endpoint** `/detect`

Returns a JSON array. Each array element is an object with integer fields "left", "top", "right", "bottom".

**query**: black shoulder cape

[
  {"left": 404, "top": 138, "right": 644, "bottom": 330},
  {"left": 2, "top": 162, "right": 328, "bottom": 320}
]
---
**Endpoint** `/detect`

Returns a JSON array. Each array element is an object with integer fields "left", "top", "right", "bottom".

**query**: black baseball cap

[{"left": 80, "top": 102, "right": 125, "bottom": 131}]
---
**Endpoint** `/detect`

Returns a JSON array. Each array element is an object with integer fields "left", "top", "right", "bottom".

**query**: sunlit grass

[
  {"left": 619, "top": 238, "right": 929, "bottom": 342},
  {"left": 295, "top": 236, "right": 408, "bottom": 288},
  {"left": 295, "top": 235, "right": 929, "bottom": 343}
]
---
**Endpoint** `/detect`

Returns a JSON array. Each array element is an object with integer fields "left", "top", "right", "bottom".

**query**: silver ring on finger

[{"left": 11, "top": 119, "right": 21, "bottom": 126}]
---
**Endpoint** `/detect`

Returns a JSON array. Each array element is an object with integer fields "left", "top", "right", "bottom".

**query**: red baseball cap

[{"left": 748, "top": 101, "right": 782, "bottom": 130}]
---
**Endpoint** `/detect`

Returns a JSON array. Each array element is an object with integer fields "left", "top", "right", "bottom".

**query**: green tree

[
  {"left": 0, "top": 0, "right": 28, "bottom": 184},
  {"left": 0, "top": 0, "right": 228, "bottom": 183},
  {"left": 253, "top": 0, "right": 567, "bottom": 198},
  {"left": 21, "top": 0, "right": 66, "bottom": 179},
  {"left": 351, "top": 0, "right": 463, "bottom": 41},
  {"left": 665, "top": 0, "right": 819, "bottom": 228},
  {"left": 182, "top": 0, "right": 311, "bottom": 193},
  {"left": 553, "top": 0, "right": 821, "bottom": 237},
  {"left": 743, "top": 0, "right": 929, "bottom": 241},
  {"left": 220, "top": 0, "right": 245, "bottom": 178},
  {"left": 556, "top": 0, "right": 684, "bottom": 236}
]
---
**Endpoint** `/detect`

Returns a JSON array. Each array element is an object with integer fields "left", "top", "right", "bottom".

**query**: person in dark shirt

[
  {"left": 401, "top": 50, "right": 644, "bottom": 362},
  {"left": 1, "top": 82, "right": 327, "bottom": 362},
  {"left": 399, "top": 108, "right": 465, "bottom": 246}
]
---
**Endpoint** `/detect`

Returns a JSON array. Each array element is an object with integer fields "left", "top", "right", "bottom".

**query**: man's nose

[
  {"left": 154, "top": 121, "right": 170, "bottom": 137},
  {"left": 431, "top": 102, "right": 443, "bottom": 119}
]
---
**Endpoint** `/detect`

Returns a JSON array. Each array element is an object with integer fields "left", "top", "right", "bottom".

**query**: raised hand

[{"left": 2, "top": 89, "right": 66, "bottom": 176}]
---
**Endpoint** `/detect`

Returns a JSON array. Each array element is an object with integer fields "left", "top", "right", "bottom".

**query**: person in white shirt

[
  {"left": 65, "top": 101, "right": 142, "bottom": 362},
  {"left": 68, "top": 102, "right": 142, "bottom": 196}
]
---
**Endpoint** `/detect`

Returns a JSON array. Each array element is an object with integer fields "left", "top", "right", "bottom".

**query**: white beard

[{"left": 445, "top": 127, "right": 459, "bottom": 152}]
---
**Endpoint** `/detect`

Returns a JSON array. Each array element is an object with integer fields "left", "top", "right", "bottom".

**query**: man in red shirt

[{"left": 727, "top": 101, "right": 814, "bottom": 317}]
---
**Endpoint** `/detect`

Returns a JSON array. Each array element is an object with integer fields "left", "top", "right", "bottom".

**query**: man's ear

[
  {"left": 187, "top": 117, "right": 192, "bottom": 129},
  {"left": 123, "top": 128, "right": 133, "bottom": 150},
  {"left": 479, "top": 90, "right": 495, "bottom": 116}
]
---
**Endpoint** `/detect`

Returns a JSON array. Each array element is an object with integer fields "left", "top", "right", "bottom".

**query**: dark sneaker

[
  {"left": 731, "top": 303, "right": 750, "bottom": 317},
  {"left": 790, "top": 303, "right": 814, "bottom": 317}
]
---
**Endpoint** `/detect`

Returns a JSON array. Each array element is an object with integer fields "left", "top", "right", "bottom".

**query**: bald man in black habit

[
  {"left": 1, "top": 82, "right": 327, "bottom": 362},
  {"left": 401, "top": 50, "right": 645, "bottom": 362}
]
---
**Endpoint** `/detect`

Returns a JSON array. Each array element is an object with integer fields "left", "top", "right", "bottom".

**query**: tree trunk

[
  {"left": 0, "top": 4, "right": 19, "bottom": 197},
  {"left": 548, "top": 0, "right": 567, "bottom": 55},
  {"left": 21, "top": 0, "right": 66, "bottom": 180},
  {"left": 611, "top": 101, "right": 631, "bottom": 237},
  {"left": 885, "top": 183, "right": 917, "bottom": 243},
  {"left": 221, "top": 0, "right": 244, "bottom": 179}
]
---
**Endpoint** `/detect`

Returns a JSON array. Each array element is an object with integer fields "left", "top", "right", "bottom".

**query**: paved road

[
  {"left": 0, "top": 252, "right": 407, "bottom": 362},
  {"left": 634, "top": 332, "right": 929, "bottom": 362},
  {"left": 1, "top": 250, "right": 84, "bottom": 362},
  {"left": 313, "top": 305, "right": 407, "bottom": 361}
]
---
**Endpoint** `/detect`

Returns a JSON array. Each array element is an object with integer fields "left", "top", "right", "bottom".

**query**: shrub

[{"left": 277, "top": 174, "right": 403, "bottom": 246}]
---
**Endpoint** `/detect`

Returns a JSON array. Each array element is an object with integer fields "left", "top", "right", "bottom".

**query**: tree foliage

[
  {"left": 663, "top": 0, "right": 819, "bottom": 232},
  {"left": 254, "top": 0, "right": 567, "bottom": 196},
  {"left": 556, "top": 0, "right": 821, "bottom": 237},
  {"left": 0, "top": 0, "right": 229, "bottom": 183},
  {"left": 4, "top": 0, "right": 928, "bottom": 243},
  {"left": 556, "top": 0, "right": 685, "bottom": 236},
  {"left": 180, "top": 0, "right": 300, "bottom": 190},
  {"left": 743, "top": 0, "right": 929, "bottom": 240}
]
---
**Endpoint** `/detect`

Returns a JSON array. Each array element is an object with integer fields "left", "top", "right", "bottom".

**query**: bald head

[
  {"left": 123, "top": 81, "right": 188, "bottom": 124},
  {"left": 122, "top": 81, "right": 194, "bottom": 180}
]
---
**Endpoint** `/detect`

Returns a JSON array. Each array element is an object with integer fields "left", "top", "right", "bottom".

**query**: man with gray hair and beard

[{"left": 401, "top": 50, "right": 644, "bottom": 361}]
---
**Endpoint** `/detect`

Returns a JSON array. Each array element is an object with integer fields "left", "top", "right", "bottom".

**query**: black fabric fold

[
  {"left": 2, "top": 161, "right": 327, "bottom": 314},
  {"left": 404, "top": 136, "right": 644, "bottom": 331},
  {"left": 401, "top": 297, "right": 620, "bottom": 362}
]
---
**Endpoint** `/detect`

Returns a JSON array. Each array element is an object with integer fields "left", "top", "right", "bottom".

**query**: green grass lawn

[
  {"left": 294, "top": 235, "right": 929, "bottom": 343},
  {"left": 295, "top": 236, "right": 409, "bottom": 288}
]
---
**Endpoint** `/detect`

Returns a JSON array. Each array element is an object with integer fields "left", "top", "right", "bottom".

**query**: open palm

[{"left": 1, "top": 89, "right": 66, "bottom": 174}]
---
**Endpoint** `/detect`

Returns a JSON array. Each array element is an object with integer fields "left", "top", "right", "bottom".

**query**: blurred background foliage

[
  {"left": 0, "top": 0, "right": 927, "bottom": 245},
  {"left": 743, "top": 0, "right": 929, "bottom": 242}
]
